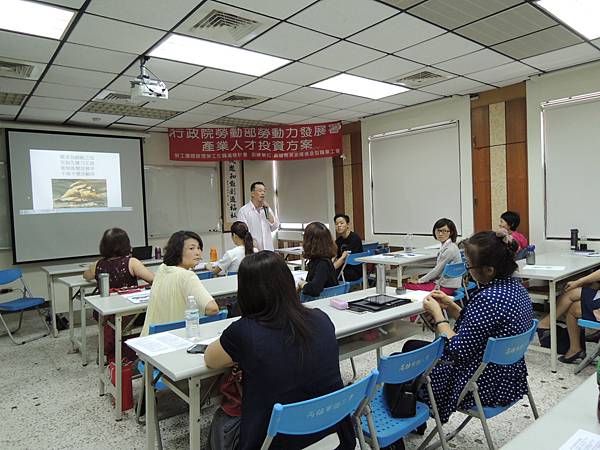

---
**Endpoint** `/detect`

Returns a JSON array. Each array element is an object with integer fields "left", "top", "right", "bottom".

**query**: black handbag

[{"left": 383, "top": 378, "right": 421, "bottom": 418}]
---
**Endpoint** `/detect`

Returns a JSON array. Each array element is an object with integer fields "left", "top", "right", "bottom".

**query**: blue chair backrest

[
  {"left": 442, "top": 262, "right": 467, "bottom": 279},
  {"left": 197, "top": 271, "right": 213, "bottom": 280},
  {"left": 482, "top": 319, "right": 538, "bottom": 365},
  {"left": 377, "top": 338, "right": 444, "bottom": 385},
  {"left": 148, "top": 310, "right": 228, "bottom": 334},
  {"left": 363, "top": 242, "right": 379, "bottom": 253},
  {"left": 0, "top": 268, "right": 23, "bottom": 285},
  {"left": 265, "top": 369, "right": 378, "bottom": 439},
  {"left": 345, "top": 251, "right": 370, "bottom": 266},
  {"left": 302, "top": 282, "right": 350, "bottom": 302},
  {"left": 226, "top": 271, "right": 237, "bottom": 276}
]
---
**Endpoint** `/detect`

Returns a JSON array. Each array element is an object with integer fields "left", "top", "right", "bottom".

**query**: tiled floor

[{"left": 0, "top": 311, "right": 595, "bottom": 449}]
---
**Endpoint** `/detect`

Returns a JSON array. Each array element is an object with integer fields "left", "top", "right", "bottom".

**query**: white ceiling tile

[
  {"left": 383, "top": 89, "right": 443, "bottom": 106},
  {"left": 43, "top": 65, "right": 116, "bottom": 89},
  {"left": 349, "top": 13, "right": 445, "bottom": 53},
  {"left": 264, "top": 62, "right": 336, "bottom": 86},
  {"left": 117, "top": 116, "right": 165, "bottom": 126},
  {"left": 68, "top": 112, "right": 122, "bottom": 126},
  {"left": 188, "top": 104, "right": 242, "bottom": 117},
  {"left": 124, "top": 58, "right": 202, "bottom": 83},
  {"left": 160, "top": 118, "right": 203, "bottom": 128},
  {"left": 492, "top": 26, "right": 583, "bottom": 60},
  {"left": 229, "top": 109, "right": 278, "bottom": 120},
  {"left": 395, "top": 33, "right": 483, "bottom": 65},
  {"left": 33, "top": 81, "right": 99, "bottom": 100},
  {"left": 42, "top": 0, "right": 86, "bottom": 8},
  {"left": 244, "top": 23, "right": 337, "bottom": 59},
  {"left": 349, "top": 55, "right": 423, "bottom": 82},
  {"left": 106, "top": 75, "right": 175, "bottom": 94},
  {"left": 301, "top": 41, "right": 384, "bottom": 71},
  {"left": 468, "top": 62, "right": 540, "bottom": 85},
  {"left": 185, "top": 68, "right": 256, "bottom": 91},
  {"left": 238, "top": 78, "right": 298, "bottom": 97},
  {"left": 0, "top": 77, "right": 36, "bottom": 94},
  {"left": 252, "top": 98, "right": 304, "bottom": 113},
  {"left": 168, "top": 84, "right": 225, "bottom": 102},
  {"left": 173, "top": 111, "right": 220, "bottom": 122},
  {"left": 287, "top": 104, "right": 338, "bottom": 116},
  {"left": 436, "top": 49, "right": 513, "bottom": 75},
  {"left": 593, "top": 38, "right": 600, "bottom": 47},
  {"left": 217, "top": 0, "right": 316, "bottom": 19},
  {"left": 0, "top": 105, "right": 20, "bottom": 116},
  {"left": 265, "top": 112, "right": 313, "bottom": 124},
  {"left": 54, "top": 43, "right": 137, "bottom": 73},
  {"left": 290, "top": 0, "right": 397, "bottom": 38},
  {"left": 314, "top": 94, "right": 371, "bottom": 109},
  {"left": 423, "top": 77, "right": 488, "bottom": 95},
  {"left": 350, "top": 101, "right": 399, "bottom": 114},
  {"left": 522, "top": 43, "right": 600, "bottom": 72},
  {"left": 67, "top": 14, "right": 165, "bottom": 54},
  {"left": 318, "top": 109, "right": 363, "bottom": 120},
  {"left": 19, "top": 107, "right": 73, "bottom": 123},
  {"left": 0, "top": 31, "right": 60, "bottom": 64},
  {"left": 149, "top": 97, "right": 200, "bottom": 111},
  {"left": 87, "top": 0, "right": 200, "bottom": 30},
  {"left": 109, "top": 123, "right": 149, "bottom": 130},
  {"left": 278, "top": 86, "right": 338, "bottom": 103},
  {"left": 26, "top": 96, "right": 86, "bottom": 111},
  {"left": 293, "top": 116, "right": 337, "bottom": 124}
]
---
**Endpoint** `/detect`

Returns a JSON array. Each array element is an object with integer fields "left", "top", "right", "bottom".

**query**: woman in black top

[
  {"left": 298, "top": 221, "right": 339, "bottom": 297},
  {"left": 332, "top": 214, "right": 364, "bottom": 281},
  {"left": 205, "top": 251, "right": 355, "bottom": 450}
]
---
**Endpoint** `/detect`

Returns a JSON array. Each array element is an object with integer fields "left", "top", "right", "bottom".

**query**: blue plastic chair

[
  {"left": 260, "top": 369, "right": 380, "bottom": 450},
  {"left": 300, "top": 281, "right": 350, "bottom": 302},
  {"left": 359, "top": 338, "right": 449, "bottom": 450},
  {"left": 226, "top": 271, "right": 237, "bottom": 276},
  {"left": 575, "top": 319, "right": 600, "bottom": 374},
  {"left": 0, "top": 268, "right": 50, "bottom": 345},
  {"left": 197, "top": 271, "right": 213, "bottom": 280},
  {"left": 363, "top": 242, "right": 379, "bottom": 253},
  {"left": 339, "top": 250, "right": 370, "bottom": 289},
  {"left": 438, "top": 320, "right": 539, "bottom": 450}
]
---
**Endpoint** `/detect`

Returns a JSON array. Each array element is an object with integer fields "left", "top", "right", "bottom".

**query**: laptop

[{"left": 132, "top": 245, "right": 153, "bottom": 260}]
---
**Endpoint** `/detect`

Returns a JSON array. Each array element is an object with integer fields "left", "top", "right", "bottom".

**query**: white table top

[
  {"left": 41, "top": 258, "right": 163, "bottom": 276},
  {"left": 356, "top": 250, "right": 437, "bottom": 266},
  {"left": 501, "top": 375, "right": 600, "bottom": 449},
  {"left": 197, "top": 275, "right": 237, "bottom": 297},
  {"left": 515, "top": 251, "right": 600, "bottom": 282},
  {"left": 275, "top": 246, "right": 303, "bottom": 256},
  {"left": 128, "top": 286, "right": 426, "bottom": 381}
]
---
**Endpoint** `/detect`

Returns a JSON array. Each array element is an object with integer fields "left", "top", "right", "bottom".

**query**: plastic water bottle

[
  {"left": 185, "top": 296, "right": 200, "bottom": 341},
  {"left": 525, "top": 245, "right": 536, "bottom": 265},
  {"left": 406, "top": 233, "right": 414, "bottom": 252}
]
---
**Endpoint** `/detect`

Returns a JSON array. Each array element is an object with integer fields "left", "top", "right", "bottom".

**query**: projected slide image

[{"left": 52, "top": 179, "right": 107, "bottom": 209}]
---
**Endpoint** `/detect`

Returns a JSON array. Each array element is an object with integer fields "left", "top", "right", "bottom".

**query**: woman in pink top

[{"left": 499, "top": 211, "right": 528, "bottom": 252}]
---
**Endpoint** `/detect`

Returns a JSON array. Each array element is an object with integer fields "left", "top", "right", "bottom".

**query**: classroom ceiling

[{"left": 1, "top": 0, "right": 599, "bottom": 132}]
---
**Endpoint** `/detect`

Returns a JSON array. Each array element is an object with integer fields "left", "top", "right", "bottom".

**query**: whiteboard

[
  {"left": 543, "top": 97, "right": 600, "bottom": 239},
  {"left": 369, "top": 122, "right": 462, "bottom": 235},
  {"left": 0, "top": 162, "right": 10, "bottom": 249},
  {"left": 144, "top": 165, "right": 220, "bottom": 237}
]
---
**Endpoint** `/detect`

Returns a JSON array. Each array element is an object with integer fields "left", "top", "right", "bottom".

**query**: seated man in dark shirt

[{"left": 332, "top": 214, "right": 363, "bottom": 281}]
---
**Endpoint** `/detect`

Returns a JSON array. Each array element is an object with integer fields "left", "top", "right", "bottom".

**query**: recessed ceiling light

[
  {"left": 149, "top": 34, "right": 290, "bottom": 77},
  {"left": 311, "top": 74, "right": 409, "bottom": 100},
  {"left": 1, "top": 0, "right": 74, "bottom": 39},
  {"left": 537, "top": 0, "right": 600, "bottom": 40}
]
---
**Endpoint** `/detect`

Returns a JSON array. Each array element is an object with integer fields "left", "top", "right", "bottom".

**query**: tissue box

[{"left": 330, "top": 298, "right": 348, "bottom": 310}]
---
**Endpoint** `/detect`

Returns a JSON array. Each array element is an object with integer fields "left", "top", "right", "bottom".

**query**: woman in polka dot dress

[{"left": 413, "top": 229, "right": 534, "bottom": 422}]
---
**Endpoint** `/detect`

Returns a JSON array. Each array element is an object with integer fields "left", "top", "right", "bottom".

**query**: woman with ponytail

[
  {"left": 207, "top": 221, "right": 257, "bottom": 276},
  {"left": 401, "top": 230, "right": 533, "bottom": 423}
]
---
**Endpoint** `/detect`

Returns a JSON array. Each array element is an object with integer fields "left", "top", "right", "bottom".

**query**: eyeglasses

[{"left": 435, "top": 229, "right": 451, "bottom": 234}]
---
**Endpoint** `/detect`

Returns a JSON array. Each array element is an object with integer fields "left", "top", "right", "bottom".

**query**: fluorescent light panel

[
  {"left": 149, "top": 35, "right": 290, "bottom": 77},
  {"left": 1, "top": 0, "right": 74, "bottom": 39},
  {"left": 537, "top": 0, "right": 600, "bottom": 39},
  {"left": 311, "top": 74, "right": 408, "bottom": 100}
]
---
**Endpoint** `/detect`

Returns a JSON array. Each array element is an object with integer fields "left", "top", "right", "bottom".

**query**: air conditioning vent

[
  {"left": 393, "top": 69, "right": 454, "bottom": 88},
  {"left": 0, "top": 92, "right": 27, "bottom": 106},
  {"left": 177, "top": 1, "right": 277, "bottom": 46},
  {"left": 210, "top": 92, "right": 269, "bottom": 108},
  {"left": 0, "top": 59, "right": 43, "bottom": 80},
  {"left": 94, "top": 90, "right": 135, "bottom": 104},
  {"left": 82, "top": 101, "right": 180, "bottom": 120}
]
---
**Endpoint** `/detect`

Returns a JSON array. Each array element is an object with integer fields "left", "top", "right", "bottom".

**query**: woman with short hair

[{"left": 298, "top": 221, "right": 338, "bottom": 298}]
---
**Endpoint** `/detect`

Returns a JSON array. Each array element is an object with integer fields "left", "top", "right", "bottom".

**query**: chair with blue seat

[
  {"left": 0, "top": 268, "right": 51, "bottom": 345},
  {"left": 575, "top": 319, "right": 600, "bottom": 374},
  {"left": 300, "top": 281, "right": 350, "bottom": 303},
  {"left": 260, "top": 369, "right": 380, "bottom": 450},
  {"left": 363, "top": 242, "right": 379, "bottom": 253},
  {"left": 197, "top": 271, "right": 213, "bottom": 280},
  {"left": 431, "top": 319, "right": 539, "bottom": 450},
  {"left": 358, "top": 338, "right": 448, "bottom": 450},
  {"left": 339, "top": 250, "right": 370, "bottom": 290}
]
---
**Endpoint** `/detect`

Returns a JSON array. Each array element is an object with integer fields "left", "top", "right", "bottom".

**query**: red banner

[{"left": 168, "top": 121, "right": 342, "bottom": 161}]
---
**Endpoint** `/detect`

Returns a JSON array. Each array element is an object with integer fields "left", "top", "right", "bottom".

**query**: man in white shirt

[{"left": 236, "top": 181, "right": 280, "bottom": 251}]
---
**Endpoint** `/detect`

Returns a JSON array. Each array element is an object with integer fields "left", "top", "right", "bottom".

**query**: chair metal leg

[
  {"left": 426, "top": 381, "right": 449, "bottom": 450},
  {"left": 527, "top": 385, "right": 539, "bottom": 420},
  {"left": 136, "top": 378, "right": 146, "bottom": 425},
  {"left": 349, "top": 357, "right": 358, "bottom": 383},
  {"left": 575, "top": 342, "right": 600, "bottom": 375},
  {"left": 0, "top": 309, "right": 50, "bottom": 345},
  {"left": 473, "top": 390, "right": 495, "bottom": 450}
]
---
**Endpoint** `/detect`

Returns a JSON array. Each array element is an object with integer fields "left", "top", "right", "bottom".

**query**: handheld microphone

[{"left": 263, "top": 206, "right": 269, "bottom": 218}]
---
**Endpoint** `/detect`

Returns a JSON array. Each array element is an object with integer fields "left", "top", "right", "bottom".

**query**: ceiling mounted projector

[{"left": 130, "top": 57, "right": 168, "bottom": 102}]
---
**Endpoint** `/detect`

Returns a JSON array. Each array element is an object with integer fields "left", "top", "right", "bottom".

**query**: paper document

[
  {"left": 122, "top": 291, "right": 150, "bottom": 303},
  {"left": 401, "top": 290, "right": 431, "bottom": 302},
  {"left": 523, "top": 265, "right": 566, "bottom": 271},
  {"left": 292, "top": 270, "right": 308, "bottom": 288},
  {"left": 559, "top": 429, "right": 600, "bottom": 450},
  {"left": 399, "top": 253, "right": 425, "bottom": 258},
  {"left": 127, "top": 331, "right": 192, "bottom": 357}
]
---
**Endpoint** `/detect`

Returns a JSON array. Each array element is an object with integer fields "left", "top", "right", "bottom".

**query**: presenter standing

[{"left": 236, "top": 181, "right": 279, "bottom": 251}]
